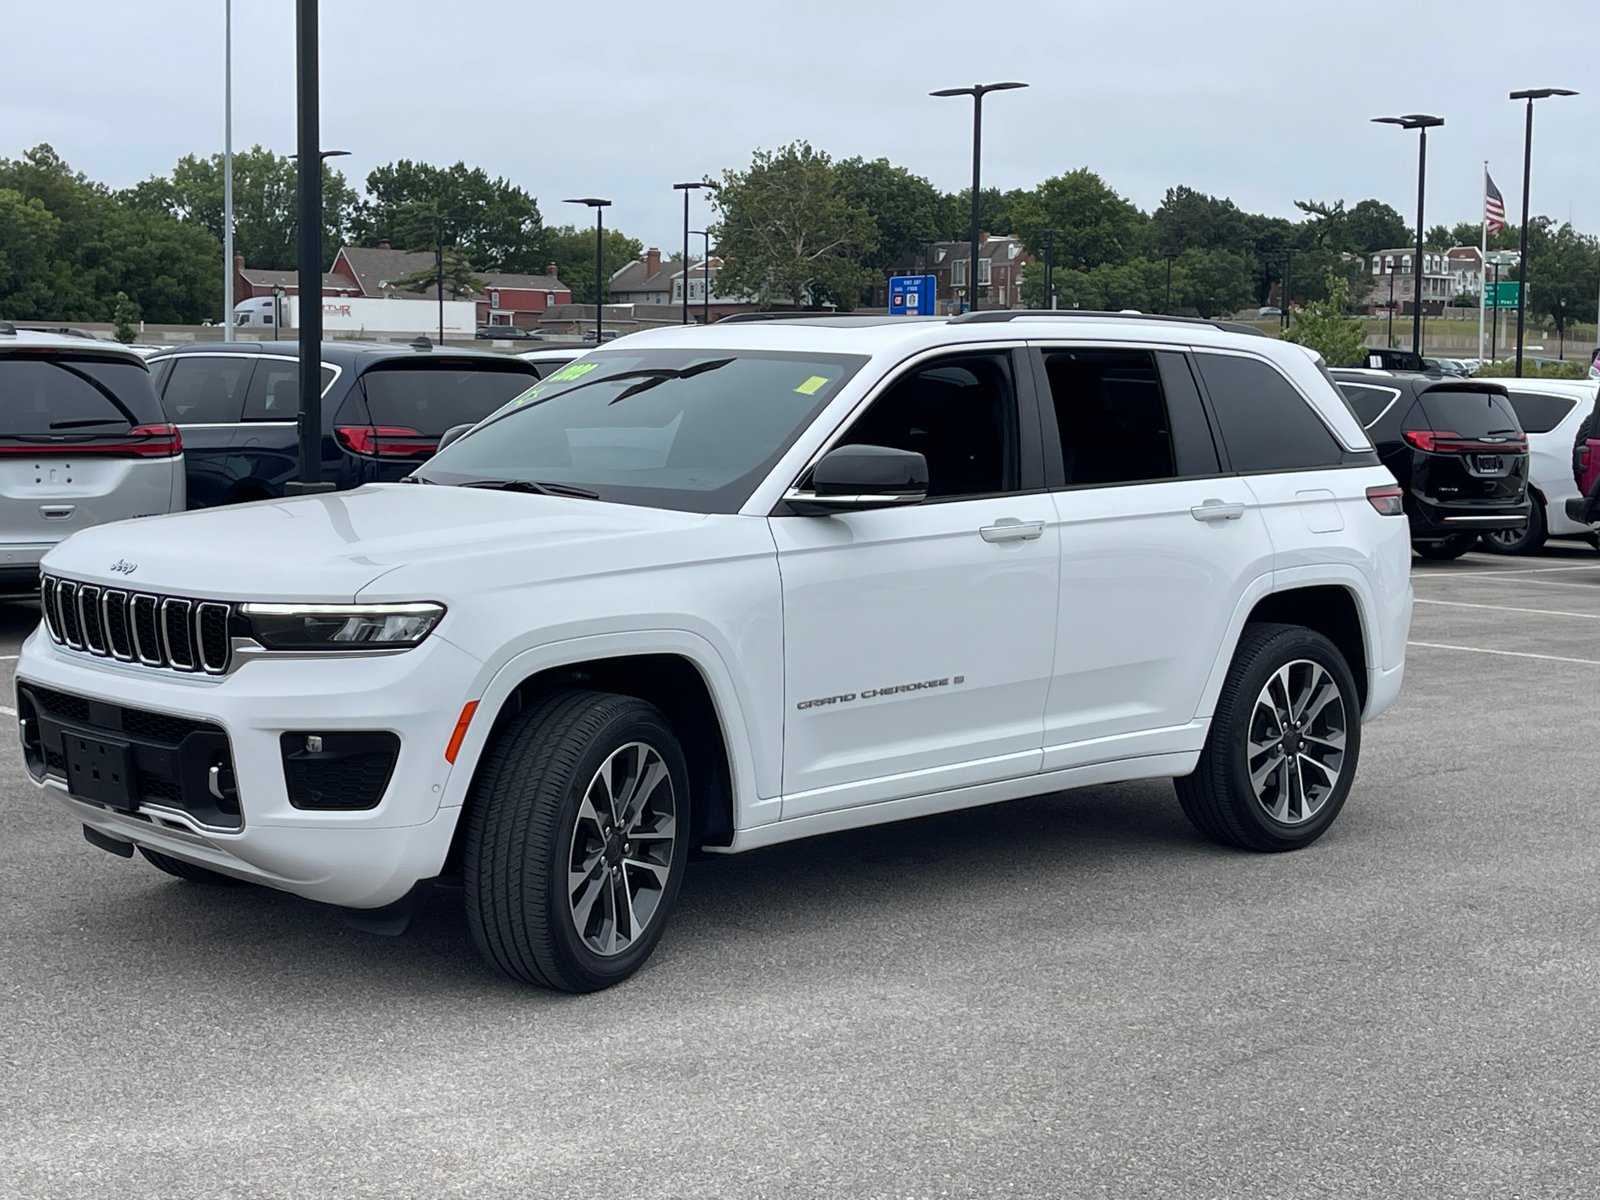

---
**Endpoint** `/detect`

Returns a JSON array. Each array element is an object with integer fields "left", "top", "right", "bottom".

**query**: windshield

[{"left": 415, "top": 348, "right": 868, "bottom": 513}]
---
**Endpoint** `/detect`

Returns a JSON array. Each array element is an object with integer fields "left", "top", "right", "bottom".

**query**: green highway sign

[{"left": 1487, "top": 281, "right": 1522, "bottom": 309}]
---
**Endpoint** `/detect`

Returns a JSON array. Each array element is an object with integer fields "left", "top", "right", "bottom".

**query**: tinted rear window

[
  {"left": 1413, "top": 389, "right": 1522, "bottom": 438},
  {"left": 1337, "top": 383, "right": 1402, "bottom": 429},
  {"left": 1193, "top": 353, "right": 1344, "bottom": 472},
  {"left": 1507, "top": 391, "right": 1578, "bottom": 435},
  {"left": 0, "top": 355, "right": 163, "bottom": 434},
  {"left": 357, "top": 363, "right": 538, "bottom": 435}
]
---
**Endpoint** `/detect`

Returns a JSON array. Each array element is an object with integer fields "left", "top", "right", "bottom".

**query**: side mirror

[
  {"left": 786, "top": 444, "right": 928, "bottom": 515},
  {"left": 436, "top": 423, "right": 474, "bottom": 453}
]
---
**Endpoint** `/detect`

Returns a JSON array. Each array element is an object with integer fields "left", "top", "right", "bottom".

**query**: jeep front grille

[{"left": 41, "top": 575, "right": 233, "bottom": 675}]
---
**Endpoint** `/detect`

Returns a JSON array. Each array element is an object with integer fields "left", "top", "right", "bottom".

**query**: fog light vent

[{"left": 280, "top": 732, "right": 400, "bottom": 810}]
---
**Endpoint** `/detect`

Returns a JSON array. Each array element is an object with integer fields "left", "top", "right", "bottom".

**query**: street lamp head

[
  {"left": 1510, "top": 88, "right": 1578, "bottom": 100},
  {"left": 931, "top": 81, "right": 1028, "bottom": 98},
  {"left": 289, "top": 149, "right": 351, "bottom": 160},
  {"left": 673, "top": 181, "right": 713, "bottom": 191},
  {"left": 1372, "top": 114, "right": 1443, "bottom": 130},
  {"left": 563, "top": 197, "right": 612, "bottom": 208}
]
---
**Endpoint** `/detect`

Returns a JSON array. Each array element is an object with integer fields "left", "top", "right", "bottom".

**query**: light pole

[
  {"left": 1282, "top": 247, "right": 1298, "bottom": 332},
  {"left": 564, "top": 198, "right": 612, "bottom": 344},
  {"left": 289, "top": 0, "right": 335, "bottom": 495},
  {"left": 1039, "top": 228, "right": 1059, "bottom": 310},
  {"left": 1386, "top": 256, "right": 1399, "bottom": 348},
  {"left": 673, "top": 182, "right": 711, "bottom": 325},
  {"left": 690, "top": 230, "right": 711, "bottom": 324},
  {"left": 1163, "top": 251, "right": 1177, "bottom": 314},
  {"left": 223, "top": 0, "right": 234, "bottom": 340},
  {"left": 1509, "top": 87, "right": 1578, "bottom": 376},
  {"left": 931, "top": 81, "right": 1027, "bottom": 311},
  {"left": 1373, "top": 113, "right": 1444, "bottom": 356}
]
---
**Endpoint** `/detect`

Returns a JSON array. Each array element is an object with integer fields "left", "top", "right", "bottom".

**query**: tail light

[
  {"left": 1403, "top": 429, "right": 1527, "bottom": 453},
  {"left": 0, "top": 424, "right": 182, "bottom": 457},
  {"left": 1581, "top": 447, "right": 1591, "bottom": 471},
  {"left": 1366, "top": 484, "right": 1405, "bottom": 516},
  {"left": 336, "top": 425, "right": 439, "bottom": 458}
]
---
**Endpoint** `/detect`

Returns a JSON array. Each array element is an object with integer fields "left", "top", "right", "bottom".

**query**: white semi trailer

[{"left": 232, "top": 295, "right": 477, "bottom": 336}]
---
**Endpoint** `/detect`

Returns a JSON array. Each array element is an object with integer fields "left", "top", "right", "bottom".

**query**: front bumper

[{"left": 15, "top": 625, "right": 486, "bottom": 908}]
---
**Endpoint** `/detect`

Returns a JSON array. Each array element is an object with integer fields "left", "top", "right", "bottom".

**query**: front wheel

[
  {"left": 1481, "top": 498, "right": 1547, "bottom": 555},
  {"left": 464, "top": 690, "right": 690, "bottom": 992},
  {"left": 1413, "top": 533, "right": 1475, "bottom": 560},
  {"left": 1175, "top": 623, "right": 1361, "bottom": 852}
]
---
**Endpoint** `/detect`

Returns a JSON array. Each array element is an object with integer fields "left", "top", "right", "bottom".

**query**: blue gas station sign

[{"left": 889, "top": 274, "right": 938, "bottom": 316}]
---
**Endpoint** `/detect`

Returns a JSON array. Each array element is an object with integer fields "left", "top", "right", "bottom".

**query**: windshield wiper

[
  {"left": 608, "top": 358, "right": 734, "bottom": 403},
  {"left": 459, "top": 479, "right": 601, "bottom": 499},
  {"left": 49, "top": 419, "right": 123, "bottom": 429}
]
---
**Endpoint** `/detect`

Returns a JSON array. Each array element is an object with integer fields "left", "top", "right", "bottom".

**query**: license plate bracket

[
  {"left": 1474, "top": 454, "right": 1504, "bottom": 473},
  {"left": 62, "top": 730, "right": 137, "bottom": 810}
]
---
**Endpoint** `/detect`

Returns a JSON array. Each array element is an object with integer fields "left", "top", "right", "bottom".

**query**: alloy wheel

[
  {"left": 1246, "top": 659, "right": 1347, "bottom": 826},
  {"left": 566, "top": 741, "right": 678, "bottom": 957}
]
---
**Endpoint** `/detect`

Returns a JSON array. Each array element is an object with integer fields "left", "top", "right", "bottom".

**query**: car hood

[{"left": 41, "top": 484, "right": 721, "bottom": 602}]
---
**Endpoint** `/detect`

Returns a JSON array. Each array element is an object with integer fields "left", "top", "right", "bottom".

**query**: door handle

[
  {"left": 1190, "top": 500, "right": 1245, "bottom": 523},
  {"left": 39, "top": 505, "right": 75, "bottom": 520},
  {"left": 979, "top": 518, "right": 1045, "bottom": 543}
]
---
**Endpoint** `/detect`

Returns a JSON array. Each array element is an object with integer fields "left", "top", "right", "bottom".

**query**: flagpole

[{"left": 1478, "top": 161, "right": 1487, "bottom": 367}]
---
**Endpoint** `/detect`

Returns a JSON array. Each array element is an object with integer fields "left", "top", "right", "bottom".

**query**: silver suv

[{"left": 0, "top": 328, "right": 184, "bottom": 593}]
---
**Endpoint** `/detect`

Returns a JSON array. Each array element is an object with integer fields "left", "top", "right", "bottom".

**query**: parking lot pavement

[{"left": 4, "top": 549, "right": 1600, "bottom": 1199}]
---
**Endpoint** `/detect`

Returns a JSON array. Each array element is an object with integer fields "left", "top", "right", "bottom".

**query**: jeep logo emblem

[{"left": 109, "top": 559, "right": 137, "bottom": 575}]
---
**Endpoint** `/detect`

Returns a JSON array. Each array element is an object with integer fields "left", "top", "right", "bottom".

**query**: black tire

[
  {"left": 1175, "top": 623, "right": 1361, "bottom": 852},
  {"left": 139, "top": 847, "right": 239, "bottom": 884},
  {"left": 1412, "top": 533, "right": 1476, "bottom": 560},
  {"left": 464, "top": 690, "right": 690, "bottom": 992},
  {"left": 1480, "top": 497, "right": 1547, "bottom": 555}
]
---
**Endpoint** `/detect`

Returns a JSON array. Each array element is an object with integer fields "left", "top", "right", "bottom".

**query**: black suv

[
  {"left": 145, "top": 341, "right": 542, "bottom": 507},
  {"left": 1332, "top": 369, "right": 1530, "bottom": 559}
]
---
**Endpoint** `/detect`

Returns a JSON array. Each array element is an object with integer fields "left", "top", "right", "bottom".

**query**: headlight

[{"left": 239, "top": 603, "right": 445, "bottom": 651}]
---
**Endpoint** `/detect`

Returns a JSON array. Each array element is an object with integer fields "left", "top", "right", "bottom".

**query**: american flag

[{"left": 1485, "top": 172, "right": 1506, "bottom": 235}]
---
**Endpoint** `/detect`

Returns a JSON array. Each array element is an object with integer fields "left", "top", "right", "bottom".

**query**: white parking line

[
  {"left": 0, "top": 705, "right": 13, "bottom": 716},
  {"left": 1415, "top": 574, "right": 1600, "bottom": 592},
  {"left": 0, "top": 654, "right": 17, "bottom": 661},
  {"left": 1419, "top": 563, "right": 1600, "bottom": 578},
  {"left": 1413, "top": 598, "right": 1600, "bottom": 620},
  {"left": 1407, "top": 640, "right": 1600, "bottom": 666}
]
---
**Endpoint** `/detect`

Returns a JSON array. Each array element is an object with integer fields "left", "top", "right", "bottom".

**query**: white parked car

[
  {"left": 0, "top": 327, "right": 184, "bottom": 595},
  {"left": 17, "top": 313, "right": 1413, "bottom": 991},
  {"left": 1481, "top": 377, "right": 1598, "bottom": 554}
]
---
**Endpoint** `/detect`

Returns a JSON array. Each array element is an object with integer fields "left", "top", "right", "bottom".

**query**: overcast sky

[{"left": 4, "top": 0, "right": 1596, "bottom": 255}]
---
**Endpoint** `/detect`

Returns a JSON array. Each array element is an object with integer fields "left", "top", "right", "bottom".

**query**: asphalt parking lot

[{"left": 4, "top": 547, "right": 1600, "bottom": 1199}]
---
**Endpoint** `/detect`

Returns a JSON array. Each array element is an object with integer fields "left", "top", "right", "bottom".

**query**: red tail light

[
  {"left": 0, "top": 423, "right": 181, "bottom": 457},
  {"left": 1581, "top": 447, "right": 1591, "bottom": 471},
  {"left": 1403, "top": 429, "right": 1527, "bottom": 453},
  {"left": 336, "top": 425, "right": 439, "bottom": 458},
  {"left": 1366, "top": 484, "right": 1405, "bottom": 516}
]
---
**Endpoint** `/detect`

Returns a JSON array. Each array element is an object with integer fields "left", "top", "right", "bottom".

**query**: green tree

[
  {"left": 710, "top": 142, "right": 878, "bottom": 310},
  {"left": 354, "top": 159, "right": 545, "bottom": 273},
  {"left": 0, "top": 187, "right": 61, "bottom": 318},
  {"left": 1, "top": 144, "right": 219, "bottom": 323},
  {"left": 1179, "top": 247, "right": 1255, "bottom": 317},
  {"left": 111, "top": 292, "right": 140, "bottom": 343},
  {"left": 1344, "top": 198, "right": 1410, "bottom": 252},
  {"left": 1423, "top": 224, "right": 1455, "bottom": 250},
  {"left": 1148, "top": 186, "right": 1251, "bottom": 258},
  {"left": 545, "top": 225, "right": 644, "bottom": 307},
  {"left": 1526, "top": 220, "right": 1599, "bottom": 358},
  {"left": 833, "top": 156, "right": 945, "bottom": 274},
  {"left": 123, "top": 145, "right": 357, "bottom": 271},
  {"left": 937, "top": 186, "right": 1030, "bottom": 241},
  {"left": 1285, "top": 272, "right": 1366, "bottom": 366},
  {"left": 1011, "top": 168, "right": 1144, "bottom": 271}
]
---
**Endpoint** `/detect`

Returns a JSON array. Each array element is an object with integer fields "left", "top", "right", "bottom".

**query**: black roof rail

[{"left": 948, "top": 309, "right": 1271, "bottom": 338}]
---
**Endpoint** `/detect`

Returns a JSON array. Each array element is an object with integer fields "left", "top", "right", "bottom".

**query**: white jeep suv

[{"left": 16, "top": 313, "right": 1412, "bottom": 991}]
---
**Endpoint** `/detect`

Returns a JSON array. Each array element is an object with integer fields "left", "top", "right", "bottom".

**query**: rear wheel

[
  {"left": 1176, "top": 623, "right": 1360, "bottom": 852},
  {"left": 464, "top": 690, "right": 690, "bottom": 992},
  {"left": 1412, "top": 533, "right": 1475, "bottom": 560},
  {"left": 139, "top": 847, "right": 238, "bottom": 885},
  {"left": 1480, "top": 498, "right": 1547, "bottom": 555}
]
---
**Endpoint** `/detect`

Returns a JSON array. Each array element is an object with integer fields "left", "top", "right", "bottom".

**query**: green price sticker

[
  {"left": 794, "top": 375, "right": 830, "bottom": 395},
  {"left": 548, "top": 362, "right": 601, "bottom": 383}
]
